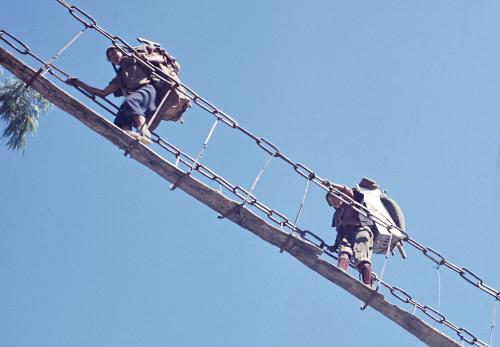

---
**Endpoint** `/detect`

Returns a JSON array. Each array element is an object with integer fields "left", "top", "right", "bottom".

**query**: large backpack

[
  {"left": 113, "top": 38, "right": 191, "bottom": 128},
  {"left": 357, "top": 186, "right": 406, "bottom": 255},
  {"left": 133, "top": 38, "right": 191, "bottom": 128},
  {"left": 134, "top": 38, "right": 180, "bottom": 78},
  {"left": 380, "top": 194, "right": 405, "bottom": 231}
]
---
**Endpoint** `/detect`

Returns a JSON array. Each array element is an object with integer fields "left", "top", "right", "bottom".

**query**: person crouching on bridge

[
  {"left": 326, "top": 177, "right": 378, "bottom": 286},
  {"left": 66, "top": 46, "right": 156, "bottom": 144}
]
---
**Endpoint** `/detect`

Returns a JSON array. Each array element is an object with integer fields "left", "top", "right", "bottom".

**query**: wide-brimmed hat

[{"left": 358, "top": 177, "right": 378, "bottom": 189}]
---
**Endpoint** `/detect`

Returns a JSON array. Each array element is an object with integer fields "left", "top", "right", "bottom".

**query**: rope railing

[{"left": 0, "top": 25, "right": 494, "bottom": 347}]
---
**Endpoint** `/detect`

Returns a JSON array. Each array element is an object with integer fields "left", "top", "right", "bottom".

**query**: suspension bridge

[{"left": 0, "top": 2, "right": 498, "bottom": 346}]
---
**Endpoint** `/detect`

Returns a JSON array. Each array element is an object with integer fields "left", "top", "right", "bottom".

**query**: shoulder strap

[{"left": 111, "top": 64, "right": 128, "bottom": 96}]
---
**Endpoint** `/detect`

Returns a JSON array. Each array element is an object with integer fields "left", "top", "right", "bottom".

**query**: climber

[
  {"left": 325, "top": 177, "right": 378, "bottom": 286},
  {"left": 65, "top": 45, "right": 159, "bottom": 144}
]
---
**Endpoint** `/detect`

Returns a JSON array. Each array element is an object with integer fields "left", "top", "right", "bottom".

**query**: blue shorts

[{"left": 114, "top": 84, "right": 157, "bottom": 129}]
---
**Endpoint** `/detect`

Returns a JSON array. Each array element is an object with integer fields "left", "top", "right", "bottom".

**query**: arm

[
  {"left": 66, "top": 77, "right": 119, "bottom": 98},
  {"left": 328, "top": 182, "right": 354, "bottom": 199},
  {"left": 325, "top": 181, "right": 354, "bottom": 208}
]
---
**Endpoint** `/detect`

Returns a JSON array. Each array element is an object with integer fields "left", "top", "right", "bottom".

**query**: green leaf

[{"left": 0, "top": 78, "right": 52, "bottom": 153}]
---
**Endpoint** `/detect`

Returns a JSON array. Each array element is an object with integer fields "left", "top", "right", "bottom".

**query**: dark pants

[{"left": 114, "top": 84, "right": 157, "bottom": 129}]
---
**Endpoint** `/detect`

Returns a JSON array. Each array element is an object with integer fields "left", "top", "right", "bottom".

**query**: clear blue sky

[{"left": 1, "top": 1, "right": 499, "bottom": 346}]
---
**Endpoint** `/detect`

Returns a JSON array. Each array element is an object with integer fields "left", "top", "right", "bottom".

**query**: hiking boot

[
  {"left": 126, "top": 130, "right": 152, "bottom": 145},
  {"left": 337, "top": 254, "right": 350, "bottom": 271},
  {"left": 358, "top": 262, "right": 373, "bottom": 286}
]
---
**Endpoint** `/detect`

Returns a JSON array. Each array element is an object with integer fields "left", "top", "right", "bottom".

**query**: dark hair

[
  {"left": 105, "top": 46, "right": 119, "bottom": 60},
  {"left": 326, "top": 192, "right": 340, "bottom": 206}
]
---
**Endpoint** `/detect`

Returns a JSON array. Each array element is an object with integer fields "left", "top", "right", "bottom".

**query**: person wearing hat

[
  {"left": 65, "top": 46, "right": 162, "bottom": 144},
  {"left": 325, "top": 177, "right": 379, "bottom": 286}
]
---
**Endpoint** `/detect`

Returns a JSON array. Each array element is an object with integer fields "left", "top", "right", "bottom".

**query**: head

[
  {"left": 106, "top": 46, "right": 124, "bottom": 65},
  {"left": 326, "top": 192, "right": 343, "bottom": 208}
]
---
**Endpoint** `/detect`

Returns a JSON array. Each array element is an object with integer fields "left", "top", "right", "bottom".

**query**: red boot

[
  {"left": 358, "top": 262, "right": 373, "bottom": 286},
  {"left": 337, "top": 253, "right": 350, "bottom": 271}
]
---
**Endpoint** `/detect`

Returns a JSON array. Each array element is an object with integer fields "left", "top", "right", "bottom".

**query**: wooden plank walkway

[{"left": 0, "top": 46, "right": 461, "bottom": 347}]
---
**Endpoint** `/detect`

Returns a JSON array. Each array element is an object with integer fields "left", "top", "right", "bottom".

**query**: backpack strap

[{"left": 110, "top": 63, "right": 130, "bottom": 97}]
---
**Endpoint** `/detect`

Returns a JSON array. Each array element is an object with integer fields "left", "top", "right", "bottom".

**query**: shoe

[
  {"left": 358, "top": 262, "right": 373, "bottom": 286},
  {"left": 126, "top": 130, "right": 152, "bottom": 145}
]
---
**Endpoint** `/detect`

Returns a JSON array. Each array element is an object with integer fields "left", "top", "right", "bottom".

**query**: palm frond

[{"left": 0, "top": 78, "right": 52, "bottom": 153}]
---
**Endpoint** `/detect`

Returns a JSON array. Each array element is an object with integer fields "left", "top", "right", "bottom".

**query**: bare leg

[
  {"left": 337, "top": 253, "right": 351, "bottom": 271},
  {"left": 133, "top": 115, "right": 146, "bottom": 131},
  {"left": 125, "top": 115, "right": 151, "bottom": 145}
]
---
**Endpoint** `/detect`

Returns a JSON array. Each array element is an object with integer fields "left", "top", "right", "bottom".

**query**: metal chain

[
  {"left": 0, "top": 28, "right": 494, "bottom": 346},
  {"left": 5, "top": 15, "right": 499, "bottom": 301},
  {"left": 0, "top": 30, "right": 120, "bottom": 115},
  {"left": 152, "top": 129, "right": 488, "bottom": 346},
  {"left": 53, "top": 2, "right": 413, "bottom": 236},
  {"left": 52, "top": 1, "right": 500, "bottom": 302},
  {"left": 377, "top": 280, "right": 488, "bottom": 346}
]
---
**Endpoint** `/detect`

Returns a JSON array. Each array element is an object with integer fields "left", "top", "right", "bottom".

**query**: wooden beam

[{"left": 0, "top": 46, "right": 462, "bottom": 347}]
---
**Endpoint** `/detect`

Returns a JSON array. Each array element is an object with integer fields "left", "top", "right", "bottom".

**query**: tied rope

[
  {"left": 25, "top": 27, "right": 87, "bottom": 88},
  {"left": 489, "top": 299, "right": 497, "bottom": 347},
  {"left": 292, "top": 177, "right": 312, "bottom": 231}
]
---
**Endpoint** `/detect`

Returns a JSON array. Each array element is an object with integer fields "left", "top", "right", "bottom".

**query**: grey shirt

[{"left": 109, "top": 58, "right": 151, "bottom": 92}]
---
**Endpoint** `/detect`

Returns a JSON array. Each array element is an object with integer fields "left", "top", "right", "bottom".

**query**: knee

[{"left": 114, "top": 114, "right": 132, "bottom": 130}]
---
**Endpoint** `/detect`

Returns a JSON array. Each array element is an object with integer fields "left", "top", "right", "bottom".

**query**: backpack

[
  {"left": 380, "top": 194, "right": 405, "bottom": 231},
  {"left": 113, "top": 38, "right": 191, "bottom": 128},
  {"left": 357, "top": 186, "right": 406, "bottom": 255},
  {"left": 134, "top": 37, "right": 181, "bottom": 79}
]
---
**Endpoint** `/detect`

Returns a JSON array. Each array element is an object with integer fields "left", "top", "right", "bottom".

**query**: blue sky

[{"left": 1, "top": 1, "right": 499, "bottom": 346}]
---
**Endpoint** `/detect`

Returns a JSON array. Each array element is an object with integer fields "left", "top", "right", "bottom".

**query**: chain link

[
  {"left": 423, "top": 247, "right": 446, "bottom": 265},
  {"left": 256, "top": 137, "right": 280, "bottom": 156},
  {"left": 389, "top": 286, "right": 412, "bottom": 303},
  {"left": 293, "top": 163, "right": 316, "bottom": 180},
  {"left": 68, "top": 5, "right": 96, "bottom": 28},
  {"left": 460, "top": 268, "right": 484, "bottom": 288},
  {"left": 458, "top": 328, "right": 480, "bottom": 345},
  {"left": 422, "top": 305, "right": 446, "bottom": 323},
  {"left": 217, "top": 110, "right": 238, "bottom": 128},
  {"left": 57, "top": 0, "right": 96, "bottom": 28},
  {"left": 0, "top": 30, "right": 30, "bottom": 54}
]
